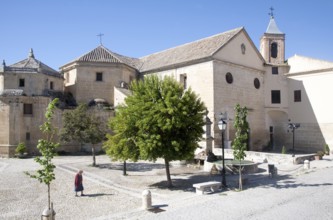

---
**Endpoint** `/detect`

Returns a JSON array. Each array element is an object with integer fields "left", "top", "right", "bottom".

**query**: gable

[{"left": 212, "top": 29, "right": 265, "bottom": 71}]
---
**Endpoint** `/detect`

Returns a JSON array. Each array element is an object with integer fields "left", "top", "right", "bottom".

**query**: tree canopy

[
  {"left": 233, "top": 103, "right": 249, "bottom": 191},
  {"left": 60, "top": 103, "right": 106, "bottom": 166},
  {"left": 104, "top": 75, "right": 206, "bottom": 187}
]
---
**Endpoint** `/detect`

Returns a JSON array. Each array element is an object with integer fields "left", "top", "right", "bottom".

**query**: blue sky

[{"left": 1, "top": 0, "right": 332, "bottom": 70}]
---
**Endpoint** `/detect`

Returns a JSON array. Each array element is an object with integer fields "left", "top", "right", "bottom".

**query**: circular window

[
  {"left": 225, "top": 72, "right": 233, "bottom": 84},
  {"left": 254, "top": 78, "right": 260, "bottom": 89}
]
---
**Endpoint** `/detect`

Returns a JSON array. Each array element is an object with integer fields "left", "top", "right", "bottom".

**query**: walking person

[{"left": 74, "top": 170, "right": 84, "bottom": 196}]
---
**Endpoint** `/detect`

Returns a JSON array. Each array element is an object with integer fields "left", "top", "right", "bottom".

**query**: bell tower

[{"left": 260, "top": 8, "right": 285, "bottom": 64}]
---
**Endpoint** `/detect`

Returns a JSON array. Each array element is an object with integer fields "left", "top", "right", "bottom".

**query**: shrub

[
  {"left": 281, "top": 146, "right": 286, "bottom": 154},
  {"left": 324, "top": 144, "right": 330, "bottom": 155},
  {"left": 316, "top": 151, "right": 325, "bottom": 157},
  {"left": 15, "top": 143, "right": 26, "bottom": 154}
]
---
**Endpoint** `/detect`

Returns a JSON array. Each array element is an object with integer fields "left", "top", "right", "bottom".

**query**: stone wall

[{"left": 63, "top": 63, "right": 137, "bottom": 106}]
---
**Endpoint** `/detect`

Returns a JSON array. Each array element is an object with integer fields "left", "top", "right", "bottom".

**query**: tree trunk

[
  {"left": 164, "top": 158, "right": 173, "bottom": 188},
  {"left": 48, "top": 184, "right": 50, "bottom": 210},
  {"left": 123, "top": 160, "right": 127, "bottom": 175},
  {"left": 92, "top": 145, "right": 96, "bottom": 167},
  {"left": 239, "top": 163, "right": 243, "bottom": 191}
]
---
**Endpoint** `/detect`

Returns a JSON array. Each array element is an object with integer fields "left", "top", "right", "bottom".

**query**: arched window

[{"left": 271, "top": 42, "right": 278, "bottom": 58}]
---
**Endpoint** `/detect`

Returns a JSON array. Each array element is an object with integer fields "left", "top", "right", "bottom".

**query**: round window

[
  {"left": 254, "top": 78, "right": 260, "bottom": 89},
  {"left": 225, "top": 72, "right": 233, "bottom": 84}
]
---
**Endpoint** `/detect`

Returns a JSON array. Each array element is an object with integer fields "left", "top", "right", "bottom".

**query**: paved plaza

[{"left": 0, "top": 154, "right": 333, "bottom": 219}]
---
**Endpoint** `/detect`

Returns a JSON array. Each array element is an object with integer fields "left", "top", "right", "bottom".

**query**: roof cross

[
  {"left": 269, "top": 7, "right": 274, "bottom": 18},
  {"left": 97, "top": 33, "right": 104, "bottom": 45}
]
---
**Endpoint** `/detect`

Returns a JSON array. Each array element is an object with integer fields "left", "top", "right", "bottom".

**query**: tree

[
  {"left": 104, "top": 75, "right": 206, "bottom": 187},
  {"left": 60, "top": 103, "right": 106, "bottom": 166},
  {"left": 25, "top": 98, "right": 60, "bottom": 211},
  {"left": 86, "top": 115, "right": 107, "bottom": 166},
  {"left": 233, "top": 104, "right": 249, "bottom": 191}
]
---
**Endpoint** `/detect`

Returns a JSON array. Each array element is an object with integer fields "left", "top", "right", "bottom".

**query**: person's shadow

[{"left": 83, "top": 193, "right": 114, "bottom": 197}]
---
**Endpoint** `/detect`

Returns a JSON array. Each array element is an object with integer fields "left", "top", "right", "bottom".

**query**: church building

[
  {"left": 60, "top": 13, "right": 333, "bottom": 155},
  {"left": 1, "top": 14, "right": 332, "bottom": 157}
]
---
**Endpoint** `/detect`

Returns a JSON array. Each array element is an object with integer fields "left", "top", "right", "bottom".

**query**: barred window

[
  {"left": 271, "top": 90, "right": 281, "bottom": 104},
  {"left": 272, "top": 67, "right": 278, "bottom": 75},
  {"left": 96, "top": 72, "right": 103, "bottom": 81},
  {"left": 19, "top": 79, "right": 25, "bottom": 87},
  {"left": 294, "top": 90, "right": 301, "bottom": 102},
  {"left": 24, "top": 103, "right": 33, "bottom": 115}
]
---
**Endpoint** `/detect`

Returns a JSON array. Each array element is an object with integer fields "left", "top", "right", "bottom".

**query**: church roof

[
  {"left": 61, "top": 27, "right": 245, "bottom": 73},
  {"left": 7, "top": 49, "right": 62, "bottom": 78},
  {"left": 266, "top": 16, "right": 283, "bottom": 34},
  {"left": 139, "top": 27, "right": 243, "bottom": 72},
  {"left": 65, "top": 45, "right": 141, "bottom": 69}
]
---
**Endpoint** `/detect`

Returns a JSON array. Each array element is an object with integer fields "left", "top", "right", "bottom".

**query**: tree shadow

[
  {"left": 96, "top": 162, "right": 165, "bottom": 172},
  {"left": 149, "top": 169, "right": 333, "bottom": 193},
  {"left": 149, "top": 172, "right": 223, "bottom": 192},
  {"left": 238, "top": 173, "right": 333, "bottom": 190}
]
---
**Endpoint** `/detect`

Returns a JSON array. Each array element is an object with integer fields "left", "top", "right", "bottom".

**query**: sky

[{"left": 1, "top": 0, "right": 333, "bottom": 70}]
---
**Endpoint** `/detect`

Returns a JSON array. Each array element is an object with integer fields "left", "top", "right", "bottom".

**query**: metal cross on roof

[
  {"left": 269, "top": 7, "right": 274, "bottom": 18},
  {"left": 97, "top": 33, "right": 104, "bottom": 45}
]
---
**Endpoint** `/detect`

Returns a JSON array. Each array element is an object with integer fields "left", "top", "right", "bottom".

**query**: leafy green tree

[
  {"left": 60, "top": 103, "right": 106, "bottom": 166},
  {"left": 233, "top": 104, "right": 249, "bottom": 191},
  {"left": 25, "top": 98, "right": 60, "bottom": 210},
  {"left": 87, "top": 115, "right": 107, "bottom": 166},
  {"left": 104, "top": 75, "right": 206, "bottom": 187}
]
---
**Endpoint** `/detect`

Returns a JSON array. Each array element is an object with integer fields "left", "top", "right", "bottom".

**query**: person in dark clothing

[{"left": 74, "top": 170, "right": 84, "bottom": 196}]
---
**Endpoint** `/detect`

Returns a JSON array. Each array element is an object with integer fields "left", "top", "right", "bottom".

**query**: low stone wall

[
  {"left": 204, "top": 160, "right": 258, "bottom": 174},
  {"left": 212, "top": 148, "right": 322, "bottom": 166}
]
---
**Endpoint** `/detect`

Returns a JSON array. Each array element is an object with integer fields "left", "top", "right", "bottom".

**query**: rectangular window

[
  {"left": 23, "top": 103, "right": 33, "bottom": 115},
  {"left": 272, "top": 67, "right": 278, "bottom": 75},
  {"left": 96, "top": 72, "right": 103, "bottom": 81},
  {"left": 26, "top": 132, "right": 31, "bottom": 141},
  {"left": 19, "top": 79, "right": 25, "bottom": 87},
  {"left": 50, "top": 81, "right": 54, "bottom": 90},
  {"left": 65, "top": 72, "right": 70, "bottom": 83},
  {"left": 294, "top": 90, "right": 301, "bottom": 102},
  {"left": 180, "top": 74, "right": 187, "bottom": 89},
  {"left": 271, "top": 90, "right": 281, "bottom": 104}
]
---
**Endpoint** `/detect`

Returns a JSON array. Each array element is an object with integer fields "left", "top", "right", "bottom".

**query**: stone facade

[
  {"left": 0, "top": 50, "right": 65, "bottom": 157},
  {"left": 60, "top": 46, "right": 138, "bottom": 106},
  {"left": 1, "top": 15, "right": 333, "bottom": 157}
]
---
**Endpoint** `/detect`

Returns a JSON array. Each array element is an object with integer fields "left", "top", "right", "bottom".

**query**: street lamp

[
  {"left": 218, "top": 118, "right": 227, "bottom": 188},
  {"left": 288, "top": 122, "right": 300, "bottom": 157}
]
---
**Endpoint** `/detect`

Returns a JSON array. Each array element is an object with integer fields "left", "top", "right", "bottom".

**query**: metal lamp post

[
  {"left": 288, "top": 122, "right": 300, "bottom": 157},
  {"left": 218, "top": 118, "right": 227, "bottom": 188}
]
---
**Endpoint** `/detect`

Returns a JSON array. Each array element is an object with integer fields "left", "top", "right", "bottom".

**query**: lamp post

[
  {"left": 288, "top": 122, "right": 300, "bottom": 157},
  {"left": 218, "top": 118, "right": 227, "bottom": 188}
]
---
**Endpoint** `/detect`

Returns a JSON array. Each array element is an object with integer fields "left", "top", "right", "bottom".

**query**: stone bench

[{"left": 193, "top": 181, "right": 221, "bottom": 195}]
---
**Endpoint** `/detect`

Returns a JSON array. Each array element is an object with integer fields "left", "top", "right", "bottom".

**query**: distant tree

[
  {"left": 25, "top": 98, "right": 60, "bottom": 211},
  {"left": 233, "top": 104, "right": 249, "bottom": 191},
  {"left": 104, "top": 75, "right": 206, "bottom": 187},
  {"left": 60, "top": 103, "right": 106, "bottom": 166},
  {"left": 86, "top": 115, "right": 107, "bottom": 166}
]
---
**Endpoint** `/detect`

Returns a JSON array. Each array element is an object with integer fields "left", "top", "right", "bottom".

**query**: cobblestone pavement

[{"left": 0, "top": 154, "right": 332, "bottom": 219}]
